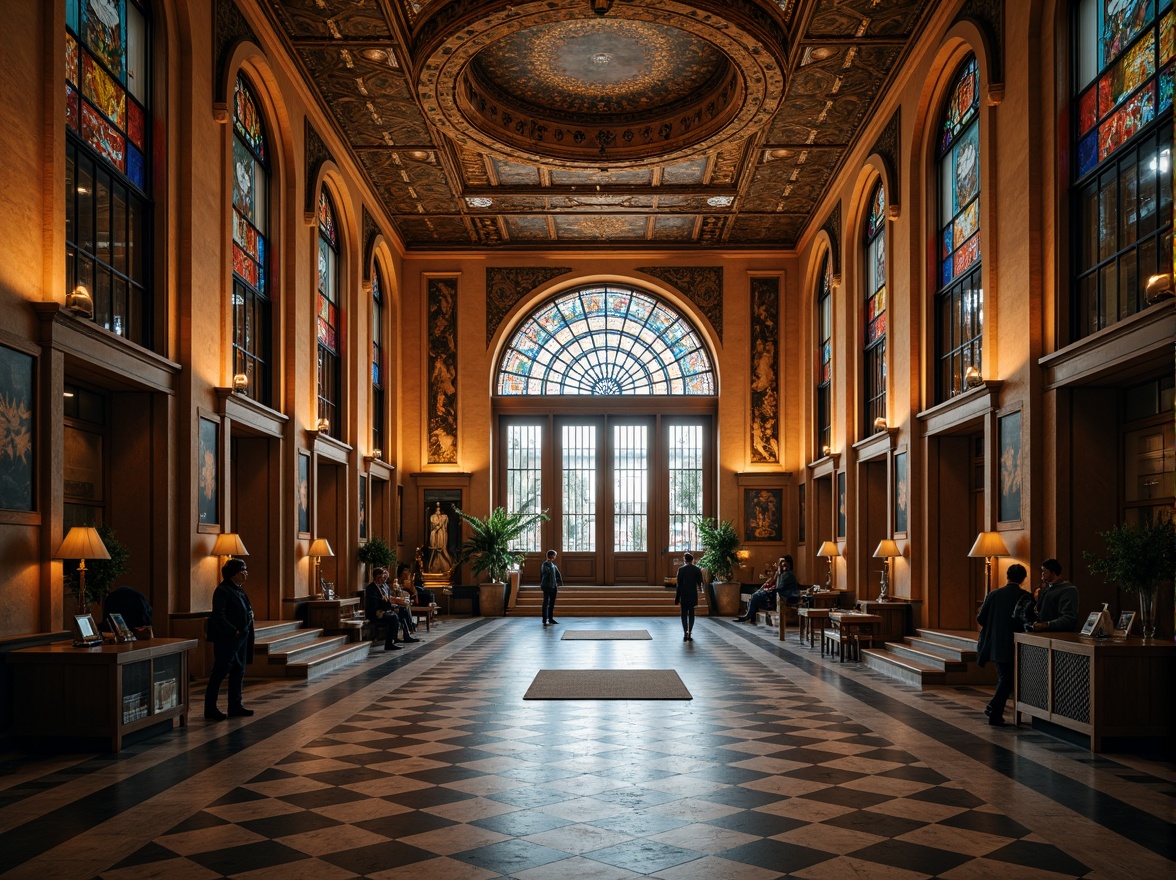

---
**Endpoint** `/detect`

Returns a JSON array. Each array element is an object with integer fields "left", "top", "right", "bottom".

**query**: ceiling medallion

[
  {"left": 706, "top": 195, "right": 733, "bottom": 207},
  {"left": 415, "top": 0, "right": 789, "bottom": 168}
]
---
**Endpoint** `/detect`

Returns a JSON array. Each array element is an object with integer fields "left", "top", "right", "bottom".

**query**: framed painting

[
  {"left": 197, "top": 417, "right": 219, "bottom": 526},
  {"left": 999, "top": 411, "right": 1022, "bottom": 522},
  {"left": 0, "top": 344, "right": 34, "bottom": 511},
  {"left": 359, "top": 474, "right": 367, "bottom": 540},
  {"left": 797, "top": 483, "right": 806, "bottom": 545},
  {"left": 397, "top": 485, "right": 404, "bottom": 542},
  {"left": 297, "top": 452, "right": 311, "bottom": 536},
  {"left": 743, "top": 488, "right": 783, "bottom": 543},
  {"left": 837, "top": 471, "right": 847, "bottom": 538},
  {"left": 894, "top": 451, "right": 908, "bottom": 535}
]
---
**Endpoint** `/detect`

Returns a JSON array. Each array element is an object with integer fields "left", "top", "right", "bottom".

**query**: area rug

[
  {"left": 523, "top": 669, "right": 692, "bottom": 700},
  {"left": 561, "top": 630, "right": 652, "bottom": 640}
]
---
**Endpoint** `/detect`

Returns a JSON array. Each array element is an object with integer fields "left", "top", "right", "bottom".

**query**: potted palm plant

[
  {"left": 697, "top": 517, "right": 742, "bottom": 616},
  {"left": 455, "top": 506, "right": 549, "bottom": 616},
  {"left": 1083, "top": 517, "right": 1175, "bottom": 639},
  {"left": 357, "top": 535, "right": 396, "bottom": 583}
]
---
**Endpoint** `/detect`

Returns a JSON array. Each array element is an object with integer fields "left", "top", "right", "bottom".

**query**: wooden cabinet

[
  {"left": 8, "top": 638, "right": 196, "bottom": 752},
  {"left": 854, "top": 599, "right": 921, "bottom": 642},
  {"left": 1015, "top": 632, "right": 1175, "bottom": 751}
]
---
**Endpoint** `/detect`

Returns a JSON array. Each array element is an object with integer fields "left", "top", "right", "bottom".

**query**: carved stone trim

[
  {"left": 486, "top": 267, "right": 572, "bottom": 346},
  {"left": 749, "top": 277, "right": 780, "bottom": 463},
  {"left": 871, "top": 109, "right": 901, "bottom": 216},
  {"left": 305, "top": 120, "right": 333, "bottom": 215},
  {"left": 427, "top": 278, "right": 459, "bottom": 464},
  {"left": 214, "top": 0, "right": 259, "bottom": 114},
  {"left": 637, "top": 266, "right": 723, "bottom": 342},
  {"left": 821, "top": 202, "right": 842, "bottom": 281}
]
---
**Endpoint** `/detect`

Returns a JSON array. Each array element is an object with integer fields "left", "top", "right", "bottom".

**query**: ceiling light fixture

[{"left": 707, "top": 196, "right": 733, "bottom": 207}]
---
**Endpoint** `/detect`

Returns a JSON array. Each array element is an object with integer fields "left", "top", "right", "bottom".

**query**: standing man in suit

[
  {"left": 540, "top": 549, "right": 562, "bottom": 625},
  {"left": 675, "top": 552, "right": 704, "bottom": 641},
  {"left": 205, "top": 558, "right": 256, "bottom": 721},
  {"left": 976, "top": 563, "right": 1030, "bottom": 727}
]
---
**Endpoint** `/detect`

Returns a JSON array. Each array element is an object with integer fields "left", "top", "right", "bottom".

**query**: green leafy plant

[
  {"left": 65, "top": 522, "right": 131, "bottom": 609},
  {"left": 1083, "top": 517, "right": 1176, "bottom": 596},
  {"left": 455, "top": 506, "right": 549, "bottom": 583},
  {"left": 697, "top": 517, "right": 741, "bottom": 583},
  {"left": 357, "top": 535, "right": 396, "bottom": 578}
]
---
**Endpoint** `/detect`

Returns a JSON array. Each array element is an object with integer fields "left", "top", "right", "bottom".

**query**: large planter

[
  {"left": 479, "top": 581, "right": 507, "bottom": 617},
  {"left": 713, "top": 581, "right": 742, "bottom": 616}
]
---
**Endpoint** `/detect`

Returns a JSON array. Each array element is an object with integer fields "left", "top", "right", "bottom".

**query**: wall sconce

[
  {"left": 56, "top": 526, "right": 111, "bottom": 614},
  {"left": 364, "top": 449, "right": 382, "bottom": 463},
  {"left": 232, "top": 373, "right": 248, "bottom": 392},
  {"left": 66, "top": 284, "right": 94, "bottom": 319},
  {"left": 816, "top": 540, "right": 840, "bottom": 590},
  {"left": 873, "top": 416, "right": 888, "bottom": 432},
  {"left": 968, "top": 530, "right": 1009, "bottom": 594},
  {"left": 1145, "top": 273, "right": 1174, "bottom": 303},
  {"left": 872, "top": 539, "right": 901, "bottom": 602},
  {"left": 736, "top": 549, "right": 751, "bottom": 572},
  {"left": 821, "top": 444, "right": 832, "bottom": 457},
  {"left": 964, "top": 365, "right": 983, "bottom": 388},
  {"left": 211, "top": 532, "right": 249, "bottom": 569},
  {"left": 315, "top": 418, "right": 330, "bottom": 433},
  {"left": 308, "top": 538, "right": 335, "bottom": 594}
]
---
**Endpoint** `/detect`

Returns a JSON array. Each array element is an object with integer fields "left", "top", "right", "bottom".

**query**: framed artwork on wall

[
  {"left": 397, "top": 484, "right": 403, "bottom": 542},
  {"left": 999, "top": 410, "right": 1022, "bottom": 522},
  {"left": 359, "top": 475, "right": 367, "bottom": 540},
  {"left": 743, "top": 488, "right": 783, "bottom": 543},
  {"left": 423, "top": 489, "right": 462, "bottom": 576},
  {"left": 297, "top": 452, "right": 310, "bottom": 536},
  {"left": 797, "top": 483, "right": 806, "bottom": 545},
  {"left": 894, "top": 451, "right": 908, "bottom": 535},
  {"left": 837, "top": 471, "right": 846, "bottom": 538},
  {"left": 0, "top": 344, "right": 34, "bottom": 511},
  {"left": 197, "top": 417, "right": 219, "bottom": 527}
]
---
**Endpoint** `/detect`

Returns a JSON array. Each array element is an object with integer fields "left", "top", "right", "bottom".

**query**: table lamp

[
  {"left": 968, "top": 531, "right": 1009, "bottom": 594},
  {"left": 56, "top": 526, "right": 111, "bottom": 615},
  {"left": 308, "top": 538, "right": 335, "bottom": 595},
  {"left": 816, "top": 541, "right": 840, "bottom": 590},
  {"left": 211, "top": 532, "right": 249, "bottom": 569},
  {"left": 872, "top": 539, "right": 901, "bottom": 601}
]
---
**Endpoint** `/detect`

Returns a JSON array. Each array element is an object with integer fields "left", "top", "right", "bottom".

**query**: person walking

[
  {"left": 976, "top": 563, "right": 1030, "bottom": 726},
  {"left": 540, "top": 549, "right": 562, "bottom": 625},
  {"left": 205, "top": 559, "right": 256, "bottom": 721},
  {"left": 675, "top": 552, "right": 704, "bottom": 641}
]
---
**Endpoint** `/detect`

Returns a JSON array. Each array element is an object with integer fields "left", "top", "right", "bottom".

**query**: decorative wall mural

[
  {"left": 743, "top": 488, "right": 783, "bottom": 543},
  {"left": 636, "top": 266, "right": 723, "bottom": 341},
  {"left": 198, "top": 417, "right": 219, "bottom": 527},
  {"left": 427, "top": 278, "right": 458, "bottom": 464},
  {"left": 750, "top": 276, "right": 779, "bottom": 463},
  {"left": 0, "top": 345, "right": 34, "bottom": 511},
  {"left": 486, "top": 266, "right": 572, "bottom": 345},
  {"left": 999, "top": 411, "right": 1022, "bottom": 522}
]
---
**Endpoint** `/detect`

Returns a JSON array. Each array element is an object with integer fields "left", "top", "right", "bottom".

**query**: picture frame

[
  {"left": 893, "top": 451, "right": 908, "bottom": 535},
  {"left": 998, "top": 410, "right": 1022, "bottom": 522},
  {"left": 297, "top": 451, "right": 311, "bottom": 536},
  {"left": 0, "top": 344, "right": 35, "bottom": 511},
  {"left": 743, "top": 487, "right": 784, "bottom": 542},
  {"left": 1079, "top": 608, "right": 1114, "bottom": 638},
  {"left": 1113, "top": 610, "right": 1136, "bottom": 638},
  {"left": 107, "top": 612, "right": 135, "bottom": 643},
  {"left": 70, "top": 613, "right": 103, "bottom": 647},
  {"left": 198, "top": 416, "right": 219, "bottom": 526},
  {"left": 359, "top": 474, "right": 367, "bottom": 540},
  {"left": 797, "top": 483, "right": 806, "bottom": 544},
  {"left": 837, "top": 471, "right": 847, "bottom": 538}
]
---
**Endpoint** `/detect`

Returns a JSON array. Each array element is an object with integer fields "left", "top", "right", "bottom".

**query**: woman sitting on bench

[{"left": 735, "top": 555, "right": 799, "bottom": 622}]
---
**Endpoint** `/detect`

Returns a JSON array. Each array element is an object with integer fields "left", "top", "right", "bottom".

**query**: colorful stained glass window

[
  {"left": 496, "top": 286, "right": 714, "bottom": 395},
  {"left": 816, "top": 252, "right": 832, "bottom": 453},
  {"left": 935, "top": 55, "right": 983, "bottom": 402},
  {"left": 864, "top": 181, "right": 887, "bottom": 434},
  {"left": 232, "top": 74, "right": 271, "bottom": 404},
  {"left": 317, "top": 189, "right": 342, "bottom": 437},
  {"left": 371, "top": 263, "right": 385, "bottom": 455},
  {"left": 1073, "top": 0, "right": 1173, "bottom": 340}
]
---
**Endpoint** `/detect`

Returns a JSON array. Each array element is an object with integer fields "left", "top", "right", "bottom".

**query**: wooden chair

[{"left": 821, "top": 617, "right": 843, "bottom": 659}]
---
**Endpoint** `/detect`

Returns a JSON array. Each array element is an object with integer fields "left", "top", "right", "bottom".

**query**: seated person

[
  {"left": 735, "top": 555, "right": 799, "bottom": 622},
  {"left": 364, "top": 567, "right": 413, "bottom": 649},
  {"left": 102, "top": 585, "right": 153, "bottom": 638}
]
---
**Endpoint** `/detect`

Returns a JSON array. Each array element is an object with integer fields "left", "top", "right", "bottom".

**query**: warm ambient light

[
  {"left": 232, "top": 373, "right": 248, "bottom": 392},
  {"left": 364, "top": 449, "right": 383, "bottom": 462},
  {"left": 308, "top": 538, "right": 335, "bottom": 594},
  {"left": 964, "top": 364, "right": 983, "bottom": 387},
  {"left": 873, "top": 539, "right": 901, "bottom": 602},
  {"left": 66, "top": 284, "right": 94, "bottom": 318},
  {"left": 1145, "top": 273, "right": 1174, "bottom": 303},
  {"left": 211, "top": 532, "right": 249, "bottom": 568},
  {"left": 821, "top": 444, "right": 832, "bottom": 457},
  {"left": 56, "top": 526, "right": 111, "bottom": 615},
  {"left": 873, "top": 416, "right": 888, "bottom": 431},
  {"left": 968, "top": 531, "right": 1010, "bottom": 594},
  {"left": 316, "top": 418, "right": 330, "bottom": 433},
  {"left": 816, "top": 540, "right": 839, "bottom": 590}
]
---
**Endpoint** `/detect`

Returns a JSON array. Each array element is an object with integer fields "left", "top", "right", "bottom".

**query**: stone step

[
  {"left": 915, "top": 628, "right": 980, "bottom": 651},
  {"left": 254, "top": 627, "right": 327, "bottom": 655},
  {"left": 270, "top": 634, "right": 351, "bottom": 666},
  {"left": 285, "top": 641, "right": 376, "bottom": 680},
  {"left": 884, "top": 641, "right": 969, "bottom": 672},
  {"left": 861, "top": 648, "right": 948, "bottom": 686},
  {"left": 905, "top": 635, "right": 977, "bottom": 662},
  {"left": 253, "top": 620, "right": 305, "bottom": 639}
]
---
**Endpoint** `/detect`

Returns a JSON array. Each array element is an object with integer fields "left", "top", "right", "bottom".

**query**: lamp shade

[
  {"left": 56, "top": 526, "right": 111, "bottom": 561},
  {"left": 211, "top": 533, "right": 249, "bottom": 557},
  {"left": 817, "top": 541, "right": 840, "bottom": 558},
  {"left": 308, "top": 538, "right": 335, "bottom": 558},
  {"left": 873, "top": 539, "right": 901, "bottom": 559},
  {"left": 968, "top": 531, "right": 1009, "bottom": 558}
]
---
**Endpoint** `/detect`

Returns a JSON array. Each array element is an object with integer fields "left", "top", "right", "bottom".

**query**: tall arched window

[
  {"left": 65, "top": 0, "right": 153, "bottom": 347},
  {"left": 935, "top": 55, "right": 982, "bottom": 401},
  {"left": 231, "top": 75, "right": 270, "bottom": 404},
  {"left": 371, "top": 261, "right": 385, "bottom": 455},
  {"left": 316, "top": 190, "right": 341, "bottom": 438},
  {"left": 1074, "top": 0, "right": 1173, "bottom": 338},
  {"left": 863, "top": 181, "right": 887, "bottom": 434},
  {"left": 815, "top": 253, "right": 832, "bottom": 454}
]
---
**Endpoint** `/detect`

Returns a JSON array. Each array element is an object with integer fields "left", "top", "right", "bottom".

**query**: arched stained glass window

[
  {"left": 317, "top": 190, "right": 341, "bottom": 437},
  {"left": 496, "top": 286, "right": 714, "bottom": 395},
  {"left": 815, "top": 253, "right": 832, "bottom": 454},
  {"left": 1073, "top": 0, "right": 1173, "bottom": 339},
  {"left": 935, "top": 55, "right": 982, "bottom": 401},
  {"left": 232, "top": 74, "right": 270, "bottom": 405},
  {"left": 65, "top": 0, "right": 153, "bottom": 347},
  {"left": 371, "top": 261, "right": 385, "bottom": 455},
  {"left": 864, "top": 181, "right": 887, "bottom": 435}
]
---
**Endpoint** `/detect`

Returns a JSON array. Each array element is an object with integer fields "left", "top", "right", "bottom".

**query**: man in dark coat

[
  {"left": 976, "top": 562, "right": 1030, "bottom": 726},
  {"left": 365, "top": 566, "right": 408, "bottom": 650},
  {"left": 540, "top": 549, "right": 562, "bottom": 625},
  {"left": 675, "top": 552, "right": 704, "bottom": 641},
  {"left": 205, "top": 558, "right": 256, "bottom": 721},
  {"left": 1028, "top": 558, "right": 1080, "bottom": 632}
]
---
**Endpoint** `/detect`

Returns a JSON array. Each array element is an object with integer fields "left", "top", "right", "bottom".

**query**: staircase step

[
  {"left": 861, "top": 648, "right": 947, "bottom": 686},
  {"left": 884, "top": 642, "right": 967, "bottom": 672},
  {"left": 915, "top": 628, "right": 980, "bottom": 651},
  {"left": 905, "top": 635, "right": 977, "bottom": 662},
  {"left": 254, "top": 628, "right": 327, "bottom": 654},
  {"left": 253, "top": 620, "right": 305, "bottom": 639},
  {"left": 284, "top": 641, "right": 375, "bottom": 680},
  {"left": 270, "top": 635, "right": 351, "bottom": 665}
]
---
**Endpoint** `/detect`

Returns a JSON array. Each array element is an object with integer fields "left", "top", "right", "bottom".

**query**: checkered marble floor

[{"left": 0, "top": 617, "right": 1172, "bottom": 879}]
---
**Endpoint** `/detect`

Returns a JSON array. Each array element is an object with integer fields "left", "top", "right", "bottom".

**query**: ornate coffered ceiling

[{"left": 258, "top": 0, "right": 933, "bottom": 249}]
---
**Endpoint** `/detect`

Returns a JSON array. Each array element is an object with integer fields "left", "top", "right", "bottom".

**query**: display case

[{"left": 8, "top": 638, "right": 196, "bottom": 752}]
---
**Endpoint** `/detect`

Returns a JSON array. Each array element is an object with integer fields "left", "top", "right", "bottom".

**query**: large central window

[{"left": 497, "top": 285, "right": 715, "bottom": 396}]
